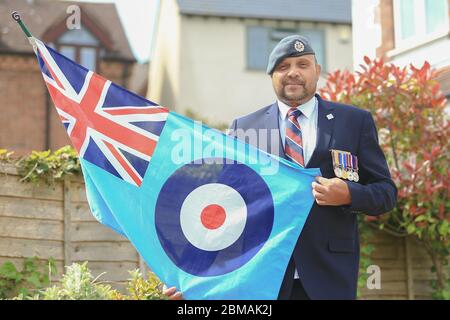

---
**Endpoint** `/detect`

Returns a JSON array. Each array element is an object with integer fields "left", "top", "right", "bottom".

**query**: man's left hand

[{"left": 312, "top": 176, "right": 352, "bottom": 206}]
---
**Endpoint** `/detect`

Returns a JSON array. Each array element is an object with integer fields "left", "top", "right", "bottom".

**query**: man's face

[{"left": 271, "top": 55, "right": 321, "bottom": 107}]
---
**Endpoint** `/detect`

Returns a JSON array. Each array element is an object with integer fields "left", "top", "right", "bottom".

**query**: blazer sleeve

[{"left": 346, "top": 111, "right": 397, "bottom": 216}]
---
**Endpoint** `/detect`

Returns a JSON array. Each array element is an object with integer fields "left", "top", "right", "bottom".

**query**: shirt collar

[{"left": 277, "top": 95, "right": 317, "bottom": 120}]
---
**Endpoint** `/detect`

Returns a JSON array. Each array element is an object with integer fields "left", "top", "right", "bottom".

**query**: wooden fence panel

[{"left": 0, "top": 164, "right": 442, "bottom": 299}]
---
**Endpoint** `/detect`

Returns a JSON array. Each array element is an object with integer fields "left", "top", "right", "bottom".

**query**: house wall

[
  {"left": 150, "top": 11, "right": 352, "bottom": 126},
  {"left": 148, "top": 0, "right": 182, "bottom": 111}
]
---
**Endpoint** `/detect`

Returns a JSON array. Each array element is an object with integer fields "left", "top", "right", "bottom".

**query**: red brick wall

[
  {"left": 377, "top": 0, "right": 395, "bottom": 58},
  {"left": 0, "top": 55, "right": 47, "bottom": 155}
]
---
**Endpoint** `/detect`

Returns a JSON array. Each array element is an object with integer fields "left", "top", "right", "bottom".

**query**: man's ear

[{"left": 316, "top": 63, "right": 322, "bottom": 77}]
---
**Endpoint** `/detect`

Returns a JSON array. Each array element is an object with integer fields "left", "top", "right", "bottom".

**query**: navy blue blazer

[{"left": 229, "top": 94, "right": 397, "bottom": 300}]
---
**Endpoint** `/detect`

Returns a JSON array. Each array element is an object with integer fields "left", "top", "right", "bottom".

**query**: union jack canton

[{"left": 34, "top": 39, "right": 168, "bottom": 187}]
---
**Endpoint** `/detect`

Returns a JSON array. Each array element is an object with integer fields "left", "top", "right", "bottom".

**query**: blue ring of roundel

[{"left": 155, "top": 158, "right": 274, "bottom": 276}]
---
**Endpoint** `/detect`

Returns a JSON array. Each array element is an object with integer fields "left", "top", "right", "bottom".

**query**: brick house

[{"left": 0, "top": 0, "right": 136, "bottom": 155}]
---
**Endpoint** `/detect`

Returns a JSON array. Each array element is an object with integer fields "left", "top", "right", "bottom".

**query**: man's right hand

[{"left": 162, "top": 286, "right": 184, "bottom": 300}]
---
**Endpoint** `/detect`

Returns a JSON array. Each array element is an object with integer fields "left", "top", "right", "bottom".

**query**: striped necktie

[{"left": 285, "top": 108, "right": 305, "bottom": 167}]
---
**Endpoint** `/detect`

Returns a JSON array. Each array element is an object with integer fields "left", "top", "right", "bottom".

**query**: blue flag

[{"left": 32, "top": 37, "right": 320, "bottom": 299}]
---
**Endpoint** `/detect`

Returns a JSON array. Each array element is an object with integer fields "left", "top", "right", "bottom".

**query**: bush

[
  {"left": 0, "top": 257, "right": 57, "bottom": 299},
  {"left": 320, "top": 57, "right": 449, "bottom": 299},
  {"left": 12, "top": 262, "right": 167, "bottom": 300}
]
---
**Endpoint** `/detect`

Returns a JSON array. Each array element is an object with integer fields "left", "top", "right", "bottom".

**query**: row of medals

[{"left": 331, "top": 150, "right": 359, "bottom": 182}]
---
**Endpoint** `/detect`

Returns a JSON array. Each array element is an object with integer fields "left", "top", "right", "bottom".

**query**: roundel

[{"left": 154, "top": 158, "right": 274, "bottom": 276}]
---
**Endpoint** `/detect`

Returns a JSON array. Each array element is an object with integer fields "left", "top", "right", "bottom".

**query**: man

[{"left": 164, "top": 35, "right": 397, "bottom": 300}]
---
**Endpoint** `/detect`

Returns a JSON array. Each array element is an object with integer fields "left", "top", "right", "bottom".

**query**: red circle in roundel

[{"left": 200, "top": 204, "right": 226, "bottom": 230}]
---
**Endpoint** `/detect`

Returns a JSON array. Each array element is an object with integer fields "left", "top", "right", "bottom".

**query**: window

[
  {"left": 394, "top": 0, "right": 449, "bottom": 46},
  {"left": 55, "top": 28, "right": 100, "bottom": 71},
  {"left": 247, "top": 26, "right": 326, "bottom": 71}
]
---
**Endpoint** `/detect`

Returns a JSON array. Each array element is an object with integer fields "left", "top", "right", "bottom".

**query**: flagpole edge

[
  {"left": 11, "top": 11, "right": 33, "bottom": 38},
  {"left": 11, "top": 11, "right": 21, "bottom": 22}
]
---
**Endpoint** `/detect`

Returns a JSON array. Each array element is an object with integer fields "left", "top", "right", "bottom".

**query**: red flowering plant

[{"left": 320, "top": 57, "right": 449, "bottom": 299}]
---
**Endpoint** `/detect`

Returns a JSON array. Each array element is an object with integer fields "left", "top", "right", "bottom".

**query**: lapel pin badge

[{"left": 326, "top": 114, "right": 334, "bottom": 120}]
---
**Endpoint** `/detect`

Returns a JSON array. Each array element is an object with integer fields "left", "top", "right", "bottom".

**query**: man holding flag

[
  {"left": 14, "top": 9, "right": 395, "bottom": 299},
  {"left": 226, "top": 35, "right": 396, "bottom": 299},
  {"left": 166, "top": 35, "right": 397, "bottom": 300},
  {"left": 13, "top": 12, "right": 333, "bottom": 300}
]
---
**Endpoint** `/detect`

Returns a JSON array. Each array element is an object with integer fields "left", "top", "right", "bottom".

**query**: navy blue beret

[{"left": 266, "top": 35, "right": 315, "bottom": 74}]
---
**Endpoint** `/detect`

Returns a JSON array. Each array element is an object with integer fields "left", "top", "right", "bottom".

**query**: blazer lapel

[
  {"left": 306, "top": 94, "right": 335, "bottom": 168},
  {"left": 263, "top": 103, "right": 285, "bottom": 158}
]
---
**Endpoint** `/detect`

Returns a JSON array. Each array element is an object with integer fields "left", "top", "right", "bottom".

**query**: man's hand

[
  {"left": 312, "top": 176, "right": 352, "bottom": 206},
  {"left": 162, "top": 286, "right": 184, "bottom": 300}
]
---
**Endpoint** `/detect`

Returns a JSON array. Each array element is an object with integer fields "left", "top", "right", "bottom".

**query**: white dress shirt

[{"left": 277, "top": 95, "right": 319, "bottom": 279}]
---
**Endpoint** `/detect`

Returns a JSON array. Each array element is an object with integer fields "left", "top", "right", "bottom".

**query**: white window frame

[{"left": 393, "top": 0, "right": 449, "bottom": 51}]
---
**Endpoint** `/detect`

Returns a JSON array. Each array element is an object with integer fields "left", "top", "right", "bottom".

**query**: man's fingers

[
  {"left": 312, "top": 181, "right": 328, "bottom": 194},
  {"left": 312, "top": 189, "right": 327, "bottom": 202},
  {"left": 315, "top": 176, "right": 332, "bottom": 186},
  {"left": 170, "top": 292, "right": 184, "bottom": 300},
  {"left": 163, "top": 286, "right": 177, "bottom": 296}
]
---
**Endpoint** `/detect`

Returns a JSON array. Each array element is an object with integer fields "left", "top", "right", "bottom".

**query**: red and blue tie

[{"left": 285, "top": 108, "right": 305, "bottom": 167}]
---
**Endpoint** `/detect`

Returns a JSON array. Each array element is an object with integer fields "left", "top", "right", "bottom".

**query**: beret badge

[{"left": 294, "top": 41, "right": 305, "bottom": 53}]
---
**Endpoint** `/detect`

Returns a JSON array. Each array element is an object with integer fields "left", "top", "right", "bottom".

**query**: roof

[
  {"left": 0, "top": 0, "right": 134, "bottom": 61},
  {"left": 176, "top": 0, "right": 352, "bottom": 24}
]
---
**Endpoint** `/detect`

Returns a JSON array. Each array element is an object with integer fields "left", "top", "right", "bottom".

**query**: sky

[{"left": 72, "top": 0, "right": 160, "bottom": 63}]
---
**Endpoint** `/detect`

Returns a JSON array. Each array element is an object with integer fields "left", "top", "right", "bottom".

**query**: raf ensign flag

[{"left": 32, "top": 37, "right": 320, "bottom": 299}]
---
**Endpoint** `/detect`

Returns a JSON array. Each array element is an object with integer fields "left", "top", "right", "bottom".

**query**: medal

[
  {"left": 352, "top": 154, "right": 359, "bottom": 182},
  {"left": 342, "top": 152, "right": 348, "bottom": 179},
  {"left": 342, "top": 169, "right": 348, "bottom": 179},
  {"left": 331, "top": 149, "right": 360, "bottom": 182},
  {"left": 331, "top": 150, "right": 342, "bottom": 178},
  {"left": 334, "top": 167, "right": 342, "bottom": 178},
  {"left": 346, "top": 153, "right": 354, "bottom": 181},
  {"left": 348, "top": 171, "right": 354, "bottom": 181}
]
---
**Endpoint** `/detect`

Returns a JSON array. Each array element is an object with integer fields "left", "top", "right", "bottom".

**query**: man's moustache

[{"left": 283, "top": 82, "right": 305, "bottom": 86}]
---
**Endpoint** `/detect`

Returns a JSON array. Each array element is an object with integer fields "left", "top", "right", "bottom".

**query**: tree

[{"left": 319, "top": 57, "right": 449, "bottom": 299}]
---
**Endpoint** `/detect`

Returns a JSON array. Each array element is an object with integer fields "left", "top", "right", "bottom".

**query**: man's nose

[{"left": 286, "top": 67, "right": 301, "bottom": 78}]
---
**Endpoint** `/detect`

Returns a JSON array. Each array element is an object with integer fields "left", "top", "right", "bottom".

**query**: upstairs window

[
  {"left": 394, "top": 0, "right": 449, "bottom": 47},
  {"left": 55, "top": 28, "right": 100, "bottom": 71}
]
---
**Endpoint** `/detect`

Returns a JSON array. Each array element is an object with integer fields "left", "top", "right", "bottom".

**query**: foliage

[
  {"left": 16, "top": 146, "right": 81, "bottom": 185},
  {"left": 114, "top": 269, "right": 167, "bottom": 300},
  {"left": 0, "top": 257, "right": 57, "bottom": 299},
  {"left": 320, "top": 56, "right": 449, "bottom": 299},
  {"left": 33, "top": 262, "right": 118, "bottom": 300},
  {"left": 0, "top": 149, "right": 14, "bottom": 163},
  {"left": 12, "top": 262, "right": 166, "bottom": 300}
]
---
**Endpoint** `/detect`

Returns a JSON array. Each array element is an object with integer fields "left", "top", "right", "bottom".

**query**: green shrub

[
  {"left": 0, "top": 257, "right": 57, "bottom": 299},
  {"left": 12, "top": 262, "right": 167, "bottom": 300},
  {"left": 37, "top": 262, "right": 118, "bottom": 300}
]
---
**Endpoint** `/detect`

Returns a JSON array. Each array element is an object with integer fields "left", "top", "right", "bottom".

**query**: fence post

[
  {"left": 404, "top": 236, "right": 415, "bottom": 300},
  {"left": 139, "top": 255, "right": 148, "bottom": 279},
  {"left": 63, "top": 178, "right": 72, "bottom": 267}
]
